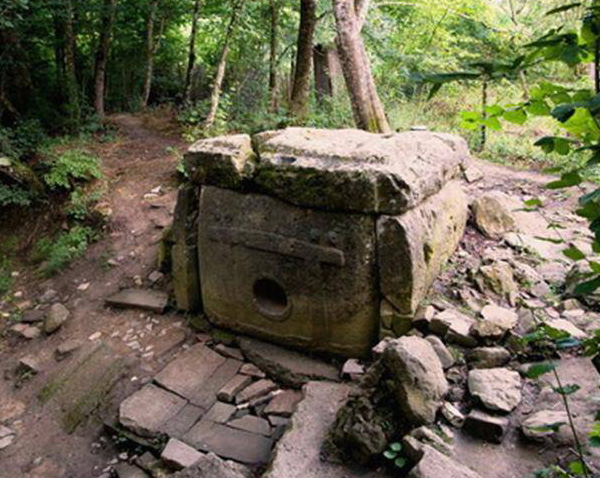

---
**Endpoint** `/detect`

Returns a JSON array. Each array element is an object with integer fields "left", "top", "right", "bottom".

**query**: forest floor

[
  {"left": 0, "top": 114, "right": 599, "bottom": 478},
  {"left": 0, "top": 113, "right": 191, "bottom": 477}
]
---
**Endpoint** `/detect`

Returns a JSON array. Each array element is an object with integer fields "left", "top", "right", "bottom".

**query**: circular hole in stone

[{"left": 253, "top": 278, "right": 289, "bottom": 319}]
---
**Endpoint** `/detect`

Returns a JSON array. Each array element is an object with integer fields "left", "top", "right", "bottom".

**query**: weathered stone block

[
  {"left": 198, "top": 186, "right": 379, "bottom": 357},
  {"left": 172, "top": 185, "right": 201, "bottom": 311},
  {"left": 185, "top": 134, "right": 255, "bottom": 188},
  {"left": 253, "top": 128, "right": 466, "bottom": 214},
  {"left": 377, "top": 181, "right": 467, "bottom": 317}
]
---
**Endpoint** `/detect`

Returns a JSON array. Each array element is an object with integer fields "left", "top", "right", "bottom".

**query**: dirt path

[{"left": 0, "top": 113, "right": 191, "bottom": 478}]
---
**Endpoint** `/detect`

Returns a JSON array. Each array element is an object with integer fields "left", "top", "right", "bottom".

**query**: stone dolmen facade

[{"left": 170, "top": 127, "right": 469, "bottom": 357}]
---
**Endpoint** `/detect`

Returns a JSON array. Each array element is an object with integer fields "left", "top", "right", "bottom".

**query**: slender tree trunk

[
  {"left": 289, "top": 0, "right": 316, "bottom": 120},
  {"left": 202, "top": 0, "right": 245, "bottom": 130},
  {"left": 268, "top": 0, "right": 280, "bottom": 111},
  {"left": 63, "top": 0, "right": 80, "bottom": 131},
  {"left": 332, "top": 0, "right": 390, "bottom": 133},
  {"left": 93, "top": 0, "right": 116, "bottom": 119},
  {"left": 478, "top": 79, "right": 488, "bottom": 152},
  {"left": 595, "top": 38, "right": 600, "bottom": 94},
  {"left": 184, "top": 0, "right": 202, "bottom": 103},
  {"left": 142, "top": 0, "right": 160, "bottom": 108}
]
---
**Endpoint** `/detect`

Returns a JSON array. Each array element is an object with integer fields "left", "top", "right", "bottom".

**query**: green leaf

[
  {"left": 573, "top": 276, "right": 600, "bottom": 295},
  {"left": 503, "top": 108, "right": 528, "bottom": 125},
  {"left": 525, "top": 363, "right": 556, "bottom": 378},
  {"left": 383, "top": 450, "right": 397, "bottom": 459},
  {"left": 526, "top": 100, "right": 551, "bottom": 116},
  {"left": 552, "top": 104, "right": 576, "bottom": 122},
  {"left": 556, "top": 337, "right": 582, "bottom": 349},
  {"left": 563, "top": 245, "right": 586, "bottom": 261},
  {"left": 553, "top": 384, "right": 581, "bottom": 395},
  {"left": 524, "top": 198, "right": 543, "bottom": 208},
  {"left": 394, "top": 457, "right": 407, "bottom": 468},
  {"left": 568, "top": 460, "right": 585, "bottom": 475},
  {"left": 590, "top": 261, "right": 600, "bottom": 274},
  {"left": 546, "top": 171, "right": 583, "bottom": 189},
  {"left": 534, "top": 236, "right": 564, "bottom": 244},
  {"left": 547, "top": 3, "right": 581, "bottom": 15},
  {"left": 390, "top": 442, "right": 402, "bottom": 452}
]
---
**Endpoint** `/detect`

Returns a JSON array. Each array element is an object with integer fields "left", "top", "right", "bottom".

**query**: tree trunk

[
  {"left": 93, "top": 0, "right": 116, "bottom": 119},
  {"left": 184, "top": 0, "right": 202, "bottom": 103},
  {"left": 478, "top": 79, "right": 488, "bottom": 152},
  {"left": 268, "top": 0, "right": 280, "bottom": 111},
  {"left": 63, "top": 0, "right": 80, "bottom": 131},
  {"left": 142, "top": 0, "right": 160, "bottom": 108},
  {"left": 202, "top": 0, "right": 245, "bottom": 130},
  {"left": 289, "top": 0, "right": 316, "bottom": 120},
  {"left": 313, "top": 44, "right": 333, "bottom": 103},
  {"left": 332, "top": 0, "right": 390, "bottom": 133}
]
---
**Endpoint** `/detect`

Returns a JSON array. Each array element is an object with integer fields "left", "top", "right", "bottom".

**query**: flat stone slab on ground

[
  {"left": 227, "top": 415, "right": 272, "bottom": 437},
  {"left": 265, "top": 381, "right": 370, "bottom": 478},
  {"left": 263, "top": 390, "right": 302, "bottom": 417},
  {"left": 154, "top": 343, "right": 242, "bottom": 409},
  {"left": 106, "top": 288, "right": 169, "bottom": 313},
  {"left": 468, "top": 368, "right": 521, "bottom": 413},
  {"left": 120, "top": 383, "right": 187, "bottom": 438},
  {"left": 183, "top": 420, "right": 273, "bottom": 465},
  {"left": 239, "top": 337, "right": 339, "bottom": 388},
  {"left": 161, "top": 438, "right": 204, "bottom": 470}
]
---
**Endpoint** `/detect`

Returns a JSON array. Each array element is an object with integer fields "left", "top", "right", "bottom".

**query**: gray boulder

[
  {"left": 468, "top": 368, "right": 521, "bottom": 413},
  {"left": 44, "top": 303, "right": 70, "bottom": 334},
  {"left": 384, "top": 336, "right": 448, "bottom": 425}
]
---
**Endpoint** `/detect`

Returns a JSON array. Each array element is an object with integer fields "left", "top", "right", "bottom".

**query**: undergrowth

[{"left": 32, "top": 226, "right": 97, "bottom": 277}]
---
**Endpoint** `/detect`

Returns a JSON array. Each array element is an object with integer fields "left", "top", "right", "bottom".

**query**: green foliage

[
  {"left": 0, "top": 256, "right": 12, "bottom": 298},
  {"left": 66, "top": 187, "right": 105, "bottom": 221},
  {"left": 33, "top": 226, "right": 97, "bottom": 276},
  {"left": 0, "top": 184, "right": 35, "bottom": 207},
  {"left": 383, "top": 442, "right": 407, "bottom": 469},
  {"left": 42, "top": 149, "right": 103, "bottom": 190}
]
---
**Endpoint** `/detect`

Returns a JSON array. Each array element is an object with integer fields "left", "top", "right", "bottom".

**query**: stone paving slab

[
  {"left": 120, "top": 384, "right": 187, "bottom": 438},
  {"left": 183, "top": 420, "right": 273, "bottom": 465},
  {"left": 106, "top": 289, "right": 169, "bottom": 313},
  {"left": 154, "top": 344, "right": 226, "bottom": 400}
]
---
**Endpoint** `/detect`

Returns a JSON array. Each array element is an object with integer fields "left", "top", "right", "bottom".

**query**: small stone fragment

[
  {"left": 0, "top": 426, "right": 15, "bottom": 450},
  {"left": 217, "top": 374, "right": 253, "bottom": 403},
  {"left": 44, "top": 303, "right": 70, "bottom": 334},
  {"left": 106, "top": 289, "right": 169, "bottom": 313},
  {"left": 18, "top": 354, "right": 41, "bottom": 374},
  {"left": 546, "top": 319, "right": 588, "bottom": 339},
  {"left": 113, "top": 463, "right": 149, "bottom": 478},
  {"left": 55, "top": 339, "right": 82, "bottom": 360},
  {"left": 263, "top": 390, "right": 302, "bottom": 417},
  {"left": 413, "top": 305, "right": 436, "bottom": 332},
  {"left": 472, "top": 191, "right": 517, "bottom": 239},
  {"left": 468, "top": 368, "right": 521, "bottom": 413},
  {"left": 477, "top": 304, "right": 518, "bottom": 338},
  {"left": 441, "top": 402, "right": 465, "bottom": 428},
  {"left": 239, "top": 363, "right": 265, "bottom": 379},
  {"left": 425, "top": 335, "right": 455, "bottom": 369},
  {"left": 21, "top": 309, "right": 44, "bottom": 323},
  {"left": 467, "top": 347, "right": 511, "bottom": 369},
  {"left": 10, "top": 323, "right": 40, "bottom": 339},
  {"left": 235, "top": 379, "right": 278, "bottom": 404},
  {"left": 430, "top": 309, "right": 477, "bottom": 347},
  {"left": 161, "top": 438, "right": 203, "bottom": 470},
  {"left": 464, "top": 409, "right": 509, "bottom": 444},
  {"left": 340, "top": 359, "right": 365, "bottom": 380},
  {"left": 521, "top": 410, "right": 569, "bottom": 441},
  {"left": 148, "top": 271, "right": 165, "bottom": 284}
]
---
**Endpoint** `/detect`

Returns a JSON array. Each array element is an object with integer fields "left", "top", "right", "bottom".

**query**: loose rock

[
  {"left": 384, "top": 336, "right": 448, "bottom": 425},
  {"left": 521, "top": 410, "right": 569, "bottom": 441},
  {"left": 161, "top": 438, "right": 203, "bottom": 470},
  {"left": 467, "top": 347, "right": 511, "bottom": 369},
  {"left": 464, "top": 409, "right": 509, "bottom": 444},
  {"left": 44, "top": 303, "right": 70, "bottom": 334},
  {"left": 468, "top": 368, "right": 521, "bottom": 413}
]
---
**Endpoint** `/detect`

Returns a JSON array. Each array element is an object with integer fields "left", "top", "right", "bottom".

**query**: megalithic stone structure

[{"left": 170, "top": 127, "right": 469, "bottom": 357}]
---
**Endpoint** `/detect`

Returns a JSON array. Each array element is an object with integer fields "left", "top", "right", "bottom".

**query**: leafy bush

[
  {"left": 33, "top": 226, "right": 97, "bottom": 276},
  {"left": 66, "top": 187, "right": 105, "bottom": 221},
  {"left": 42, "top": 149, "right": 103, "bottom": 190},
  {"left": 0, "top": 184, "right": 35, "bottom": 207}
]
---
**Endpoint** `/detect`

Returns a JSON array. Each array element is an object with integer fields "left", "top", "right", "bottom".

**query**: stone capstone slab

[
  {"left": 199, "top": 188, "right": 379, "bottom": 357},
  {"left": 106, "top": 289, "right": 169, "bottom": 313},
  {"left": 377, "top": 181, "right": 468, "bottom": 316},
  {"left": 238, "top": 337, "right": 339, "bottom": 388},
  {"left": 185, "top": 134, "right": 256, "bottom": 189},
  {"left": 383, "top": 336, "right": 448, "bottom": 425},
  {"left": 468, "top": 368, "right": 522, "bottom": 413},
  {"left": 253, "top": 128, "right": 467, "bottom": 214}
]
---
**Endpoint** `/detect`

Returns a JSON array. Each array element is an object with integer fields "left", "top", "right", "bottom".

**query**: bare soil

[{"left": 0, "top": 113, "right": 191, "bottom": 478}]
